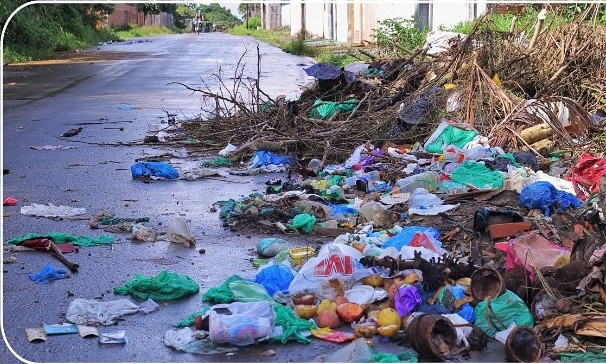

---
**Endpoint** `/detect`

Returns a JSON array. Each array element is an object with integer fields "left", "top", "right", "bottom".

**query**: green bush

[
  {"left": 282, "top": 38, "right": 315, "bottom": 56},
  {"left": 372, "top": 19, "right": 428, "bottom": 56},
  {"left": 247, "top": 16, "right": 261, "bottom": 29}
]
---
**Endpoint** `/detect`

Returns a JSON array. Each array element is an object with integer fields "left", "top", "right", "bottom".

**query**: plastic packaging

[
  {"left": 166, "top": 218, "right": 196, "bottom": 247},
  {"left": 114, "top": 270, "right": 200, "bottom": 300},
  {"left": 131, "top": 223, "right": 157, "bottom": 242},
  {"left": 394, "top": 284, "right": 422, "bottom": 317},
  {"left": 20, "top": 203, "right": 86, "bottom": 218},
  {"left": 66, "top": 298, "right": 140, "bottom": 325},
  {"left": 218, "top": 143, "right": 237, "bottom": 156},
  {"left": 130, "top": 162, "right": 179, "bottom": 179},
  {"left": 323, "top": 338, "right": 373, "bottom": 363},
  {"left": 474, "top": 290, "right": 534, "bottom": 338},
  {"left": 254, "top": 264, "right": 294, "bottom": 296},
  {"left": 395, "top": 171, "right": 440, "bottom": 193},
  {"left": 208, "top": 301, "right": 275, "bottom": 346},
  {"left": 257, "top": 238, "right": 289, "bottom": 258},
  {"left": 250, "top": 151, "right": 293, "bottom": 168},
  {"left": 359, "top": 201, "right": 394, "bottom": 229},
  {"left": 519, "top": 181, "right": 581, "bottom": 216},
  {"left": 407, "top": 188, "right": 459, "bottom": 215},
  {"left": 450, "top": 161, "right": 504, "bottom": 189},
  {"left": 29, "top": 264, "right": 68, "bottom": 283},
  {"left": 425, "top": 120, "right": 478, "bottom": 154}
]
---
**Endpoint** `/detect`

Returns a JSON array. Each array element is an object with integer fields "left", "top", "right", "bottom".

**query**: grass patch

[
  {"left": 227, "top": 25, "right": 291, "bottom": 48},
  {"left": 111, "top": 25, "right": 181, "bottom": 40}
]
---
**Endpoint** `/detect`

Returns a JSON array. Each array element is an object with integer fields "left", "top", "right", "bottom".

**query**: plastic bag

[
  {"left": 425, "top": 121, "right": 478, "bottom": 154},
  {"left": 228, "top": 279, "right": 273, "bottom": 302},
  {"left": 166, "top": 218, "right": 196, "bottom": 247},
  {"left": 255, "top": 264, "right": 294, "bottom": 296},
  {"left": 309, "top": 98, "right": 358, "bottom": 120},
  {"left": 381, "top": 226, "right": 441, "bottom": 251},
  {"left": 570, "top": 153, "right": 606, "bottom": 200},
  {"left": 407, "top": 188, "right": 459, "bottom": 216},
  {"left": 250, "top": 151, "right": 293, "bottom": 168},
  {"left": 29, "top": 264, "right": 68, "bottom": 283},
  {"left": 208, "top": 301, "right": 275, "bottom": 346},
  {"left": 114, "top": 270, "right": 200, "bottom": 300},
  {"left": 218, "top": 143, "right": 237, "bottom": 157},
  {"left": 495, "top": 231, "right": 570, "bottom": 277},
  {"left": 288, "top": 213, "right": 316, "bottom": 234},
  {"left": 131, "top": 162, "right": 179, "bottom": 179},
  {"left": 519, "top": 181, "right": 581, "bottom": 216},
  {"left": 270, "top": 302, "right": 317, "bottom": 344},
  {"left": 450, "top": 161, "right": 504, "bottom": 189},
  {"left": 288, "top": 244, "right": 363, "bottom": 294},
  {"left": 20, "top": 203, "right": 86, "bottom": 218},
  {"left": 324, "top": 338, "right": 373, "bottom": 363},
  {"left": 164, "top": 327, "right": 196, "bottom": 350},
  {"left": 66, "top": 298, "right": 140, "bottom": 325},
  {"left": 257, "top": 238, "right": 289, "bottom": 257},
  {"left": 394, "top": 285, "right": 422, "bottom": 317},
  {"left": 474, "top": 290, "right": 534, "bottom": 338},
  {"left": 201, "top": 275, "right": 242, "bottom": 304}
]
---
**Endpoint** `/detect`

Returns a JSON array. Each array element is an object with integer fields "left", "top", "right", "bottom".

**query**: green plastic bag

[
  {"left": 425, "top": 122, "right": 478, "bottom": 154},
  {"left": 114, "top": 270, "right": 199, "bottom": 300},
  {"left": 450, "top": 161, "right": 504, "bottom": 189},
  {"left": 474, "top": 290, "right": 534, "bottom": 338},
  {"left": 269, "top": 302, "right": 317, "bottom": 344},
  {"left": 561, "top": 349, "right": 606, "bottom": 363},
  {"left": 372, "top": 351, "right": 418, "bottom": 363},
  {"left": 288, "top": 213, "right": 316, "bottom": 234},
  {"left": 309, "top": 98, "right": 358, "bottom": 120},
  {"left": 8, "top": 232, "right": 114, "bottom": 247},
  {"left": 201, "top": 275, "right": 243, "bottom": 303},
  {"left": 228, "top": 280, "right": 273, "bottom": 302}
]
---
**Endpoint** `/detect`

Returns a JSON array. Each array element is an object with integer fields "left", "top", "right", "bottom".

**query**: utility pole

[{"left": 246, "top": 3, "right": 249, "bottom": 28}]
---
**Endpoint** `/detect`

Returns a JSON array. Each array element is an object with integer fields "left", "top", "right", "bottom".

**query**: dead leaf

[{"left": 260, "top": 349, "right": 276, "bottom": 356}]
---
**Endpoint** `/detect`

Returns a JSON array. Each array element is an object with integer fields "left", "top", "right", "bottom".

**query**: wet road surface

[{"left": 2, "top": 32, "right": 505, "bottom": 363}]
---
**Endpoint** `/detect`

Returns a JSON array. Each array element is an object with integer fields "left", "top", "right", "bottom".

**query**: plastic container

[
  {"left": 289, "top": 247, "right": 316, "bottom": 266},
  {"left": 395, "top": 171, "right": 440, "bottom": 193}
]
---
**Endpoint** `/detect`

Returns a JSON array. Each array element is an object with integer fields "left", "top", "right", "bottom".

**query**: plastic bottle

[{"left": 395, "top": 171, "right": 440, "bottom": 193}]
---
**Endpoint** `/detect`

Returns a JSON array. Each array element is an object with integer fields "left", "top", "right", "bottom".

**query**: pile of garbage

[{"left": 146, "top": 6, "right": 606, "bottom": 362}]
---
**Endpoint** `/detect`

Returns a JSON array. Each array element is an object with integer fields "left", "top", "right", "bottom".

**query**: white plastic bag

[
  {"left": 20, "top": 203, "right": 86, "bottom": 218},
  {"left": 66, "top": 298, "right": 140, "bottom": 326},
  {"left": 288, "top": 244, "right": 365, "bottom": 294},
  {"left": 218, "top": 143, "right": 237, "bottom": 156},
  {"left": 408, "top": 188, "right": 459, "bottom": 216},
  {"left": 207, "top": 301, "right": 275, "bottom": 346}
]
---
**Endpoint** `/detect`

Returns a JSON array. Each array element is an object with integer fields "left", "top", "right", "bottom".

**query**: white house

[{"left": 280, "top": 0, "right": 488, "bottom": 45}]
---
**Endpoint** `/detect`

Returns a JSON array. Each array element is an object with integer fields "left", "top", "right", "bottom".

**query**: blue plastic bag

[
  {"left": 131, "top": 162, "right": 179, "bottom": 179},
  {"left": 519, "top": 181, "right": 581, "bottom": 216},
  {"left": 329, "top": 204, "right": 358, "bottom": 218},
  {"left": 381, "top": 226, "right": 441, "bottom": 251},
  {"left": 29, "top": 264, "right": 68, "bottom": 283},
  {"left": 250, "top": 151, "right": 293, "bottom": 168},
  {"left": 255, "top": 264, "right": 294, "bottom": 296}
]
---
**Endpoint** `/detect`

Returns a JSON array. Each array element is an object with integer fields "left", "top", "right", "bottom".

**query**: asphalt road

[{"left": 2, "top": 32, "right": 505, "bottom": 363}]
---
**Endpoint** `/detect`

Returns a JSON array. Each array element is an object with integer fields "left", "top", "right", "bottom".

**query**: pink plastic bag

[{"left": 495, "top": 231, "right": 570, "bottom": 281}]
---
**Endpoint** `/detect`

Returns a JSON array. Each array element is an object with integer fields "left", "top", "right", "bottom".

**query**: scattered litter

[
  {"left": 43, "top": 323, "right": 78, "bottom": 335},
  {"left": 139, "top": 298, "right": 160, "bottom": 315},
  {"left": 165, "top": 218, "right": 196, "bottom": 247},
  {"left": 66, "top": 298, "right": 140, "bottom": 325},
  {"left": 77, "top": 325, "right": 99, "bottom": 338},
  {"left": 114, "top": 270, "right": 200, "bottom": 300},
  {"left": 20, "top": 203, "right": 87, "bottom": 219},
  {"left": 25, "top": 328, "right": 47, "bottom": 342},
  {"left": 3, "top": 196, "right": 17, "bottom": 206},
  {"left": 29, "top": 264, "right": 69, "bottom": 283},
  {"left": 61, "top": 127, "right": 83, "bottom": 137},
  {"left": 99, "top": 330, "right": 127, "bottom": 344},
  {"left": 30, "top": 145, "right": 77, "bottom": 151}
]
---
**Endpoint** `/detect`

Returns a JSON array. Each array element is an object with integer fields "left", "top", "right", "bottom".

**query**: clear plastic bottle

[{"left": 394, "top": 171, "right": 440, "bottom": 193}]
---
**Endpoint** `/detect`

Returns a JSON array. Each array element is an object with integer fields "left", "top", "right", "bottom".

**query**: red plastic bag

[
  {"left": 3, "top": 196, "right": 17, "bottom": 206},
  {"left": 570, "top": 153, "right": 606, "bottom": 200}
]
